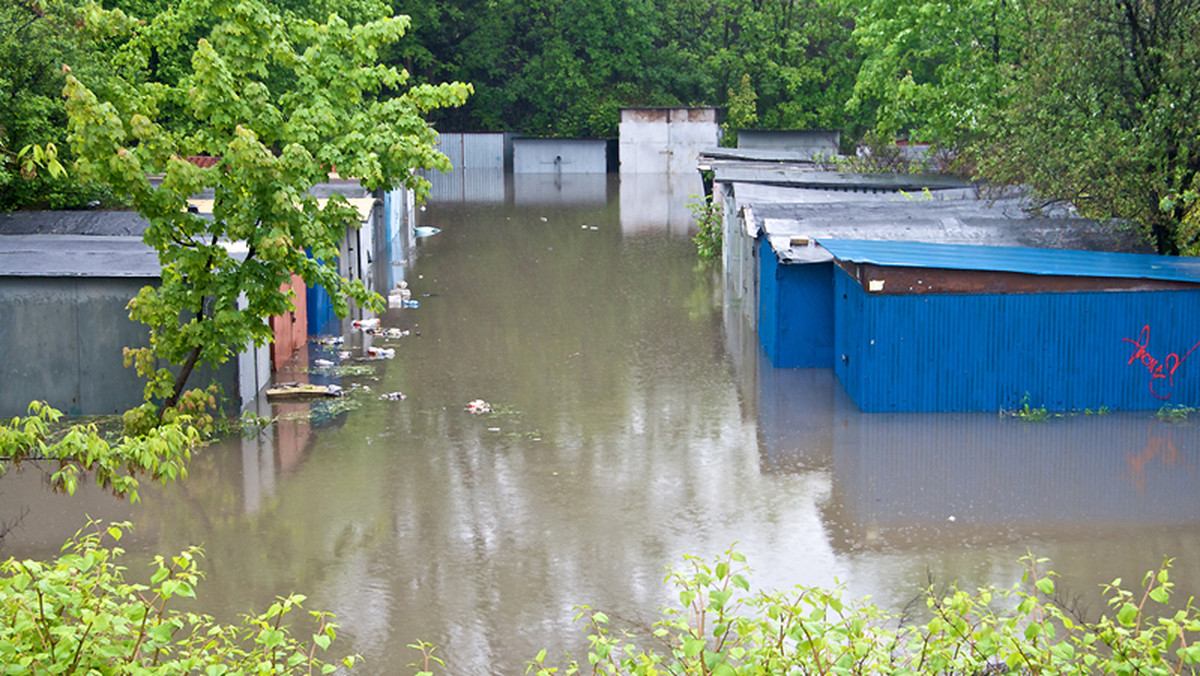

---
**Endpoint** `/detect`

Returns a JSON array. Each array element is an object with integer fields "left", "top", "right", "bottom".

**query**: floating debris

[
  {"left": 365, "top": 346, "right": 395, "bottom": 359},
  {"left": 316, "top": 336, "right": 344, "bottom": 346},
  {"left": 267, "top": 382, "right": 343, "bottom": 401},
  {"left": 466, "top": 399, "right": 492, "bottom": 414},
  {"left": 415, "top": 226, "right": 441, "bottom": 238},
  {"left": 313, "top": 358, "right": 335, "bottom": 368},
  {"left": 380, "top": 328, "right": 411, "bottom": 339},
  {"left": 388, "top": 281, "right": 412, "bottom": 309},
  {"left": 352, "top": 318, "right": 380, "bottom": 331},
  {"left": 379, "top": 391, "right": 406, "bottom": 401},
  {"left": 401, "top": 299, "right": 420, "bottom": 309}
]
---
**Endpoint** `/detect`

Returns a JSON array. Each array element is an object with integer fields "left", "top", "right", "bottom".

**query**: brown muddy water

[{"left": 5, "top": 174, "right": 1200, "bottom": 675}]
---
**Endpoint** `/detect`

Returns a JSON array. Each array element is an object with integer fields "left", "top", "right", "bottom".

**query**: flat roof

[
  {"left": 818, "top": 238, "right": 1200, "bottom": 285},
  {"left": 0, "top": 234, "right": 160, "bottom": 277},
  {"left": 0, "top": 210, "right": 149, "bottom": 236},
  {"left": 715, "top": 167, "right": 971, "bottom": 191},
  {"left": 743, "top": 189, "right": 1152, "bottom": 262},
  {"left": 1, "top": 196, "right": 375, "bottom": 278}
]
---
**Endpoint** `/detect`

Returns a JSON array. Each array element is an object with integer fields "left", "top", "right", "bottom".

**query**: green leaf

[
  {"left": 1116, "top": 602, "right": 1139, "bottom": 627},
  {"left": 1035, "top": 577, "right": 1055, "bottom": 596}
]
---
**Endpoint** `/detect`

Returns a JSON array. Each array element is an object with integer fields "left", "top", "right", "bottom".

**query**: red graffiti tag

[{"left": 1122, "top": 324, "right": 1200, "bottom": 399}]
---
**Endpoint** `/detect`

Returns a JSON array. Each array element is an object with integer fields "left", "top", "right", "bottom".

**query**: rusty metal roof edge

[{"left": 816, "top": 238, "right": 1200, "bottom": 285}]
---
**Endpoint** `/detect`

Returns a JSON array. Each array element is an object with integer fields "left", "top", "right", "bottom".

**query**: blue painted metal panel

[
  {"left": 834, "top": 266, "right": 1200, "bottom": 412},
  {"left": 758, "top": 238, "right": 781, "bottom": 363},
  {"left": 819, "top": 238, "right": 1200, "bottom": 284},
  {"left": 305, "top": 248, "right": 338, "bottom": 335},
  {"left": 758, "top": 244, "right": 835, "bottom": 367}
]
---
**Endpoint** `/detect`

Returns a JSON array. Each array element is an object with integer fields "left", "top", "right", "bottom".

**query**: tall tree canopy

[
  {"left": 64, "top": 0, "right": 470, "bottom": 417},
  {"left": 0, "top": 0, "right": 135, "bottom": 209},
  {"left": 973, "top": 0, "right": 1200, "bottom": 255},
  {"left": 851, "top": 0, "right": 1200, "bottom": 255}
]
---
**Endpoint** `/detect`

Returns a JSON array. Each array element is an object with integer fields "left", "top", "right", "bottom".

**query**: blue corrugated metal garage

[
  {"left": 822, "top": 239, "right": 1200, "bottom": 412},
  {"left": 758, "top": 238, "right": 834, "bottom": 367}
]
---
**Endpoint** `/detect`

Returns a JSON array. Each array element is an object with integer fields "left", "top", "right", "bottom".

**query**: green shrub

[
  {"left": 529, "top": 548, "right": 1200, "bottom": 675},
  {"left": 0, "top": 521, "right": 355, "bottom": 675},
  {"left": 689, "top": 195, "right": 722, "bottom": 261}
]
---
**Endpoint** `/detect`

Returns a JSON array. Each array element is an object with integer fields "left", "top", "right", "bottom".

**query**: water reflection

[{"left": 3, "top": 175, "right": 1200, "bottom": 675}]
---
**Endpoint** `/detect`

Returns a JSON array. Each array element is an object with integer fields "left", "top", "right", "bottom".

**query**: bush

[
  {"left": 0, "top": 521, "right": 355, "bottom": 675},
  {"left": 689, "top": 195, "right": 722, "bottom": 261},
  {"left": 529, "top": 548, "right": 1200, "bottom": 675}
]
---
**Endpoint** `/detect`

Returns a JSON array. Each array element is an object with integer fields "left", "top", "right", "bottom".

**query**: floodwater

[{"left": 5, "top": 173, "right": 1200, "bottom": 675}]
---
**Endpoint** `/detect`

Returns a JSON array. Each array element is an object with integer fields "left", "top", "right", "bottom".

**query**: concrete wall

[
  {"left": 0, "top": 277, "right": 241, "bottom": 416},
  {"left": 513, "top": 139, "right": 607, "bottom": 174},
  {"left": 619, "top": 107, "right": 720, "bottom": 174}
]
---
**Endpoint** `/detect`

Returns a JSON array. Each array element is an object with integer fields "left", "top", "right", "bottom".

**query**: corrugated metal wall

[
  {"left": 760, "top": 256, "right": 834, "bottom": 367},
  {"left": 834, "top": 267, "right": 1200, "bottom": 412},
  {"left": 434, "top": 132, "right": 505, "bottom": 170},
  {"left": 512, "top": 139, "right": 606, "bottom": 174}
]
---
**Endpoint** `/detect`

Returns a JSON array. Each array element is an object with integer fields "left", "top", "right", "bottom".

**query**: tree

[
  {"left": 851, "top": 0, "right": 1200, "bottom": 256},
  {"left": 0, "top": 0, "right": 135, "bottom": 210},
  {"left": 970, "top": 0, "right": 1200, "bottom": 255},
  {"left": 63, "top": 0, "right": 470, "bottom": 420},
  {"left": 848, "top": 0, "right": 1026, "bottom": 143}
]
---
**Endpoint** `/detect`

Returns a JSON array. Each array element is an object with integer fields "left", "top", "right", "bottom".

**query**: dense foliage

[
  {"left": 530, "top": 549, "right": 1200, "bottom": 676},
  {"left": 62, "top": 0, "right": 469, "bottom": 414},
  {"left": 6, "top": 0, "right": 1199, "bottom": 254},
  {"left": 853, "top": 0, "right": 1200, "bottom": 255},
  {"left": 0, "top": 0, "right": 131, "bottom": 209},
  {"left": 0, "top": 521, "right": 353, "bottom": 675}
]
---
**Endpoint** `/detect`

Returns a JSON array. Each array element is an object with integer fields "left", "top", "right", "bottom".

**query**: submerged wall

[
  {"left": 759, "top": 253, "right": 833, "bottom": 368},
  {"left": 0, "top": 277, "right": 241, "bottom": 416}
]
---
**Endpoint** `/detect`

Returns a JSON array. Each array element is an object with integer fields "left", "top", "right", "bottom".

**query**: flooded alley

[{"left": 4, "top": 175, "right": 1200, "bottom": 675}]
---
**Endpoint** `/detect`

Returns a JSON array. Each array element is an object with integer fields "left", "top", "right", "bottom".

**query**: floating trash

[
  {"left": 266, "top": 382, "right": 343, "bottom": 401},
  {"left": 387, "top": 281, "right": 412, "bottom": 309},
  {"left": 379, "top": 391, "right": 406, "bottom": 401},
  {"left": 401, "top": 299, "right": 420, "bottom": 309},
  {"left": 338, "top": 350, "right": 351, "bottom": 360},
  {"left": 313, "top": 358, "right": 335, "bottom": 368},
  {"left": 381, "top": 328, "right": 410, "bottom": 339},
  {"left": 317, "top": 335, "right": 344, "bottom": 346},
  {"left": 415, "top": 226, "right": 441, "bottom": 238},
  {"left": 352, "top": 318, "right": 380, "bottom": 331},
  {"left": 466, "top": 399, "right": 492, "bottom": 414},
  {"left": 366, "top": 346, "right": 395, "bottom": 359}
]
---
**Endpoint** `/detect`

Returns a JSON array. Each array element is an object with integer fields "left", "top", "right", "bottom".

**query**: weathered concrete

[{"left": 619, "top": 107, "right": 720, "bottom": 175}]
